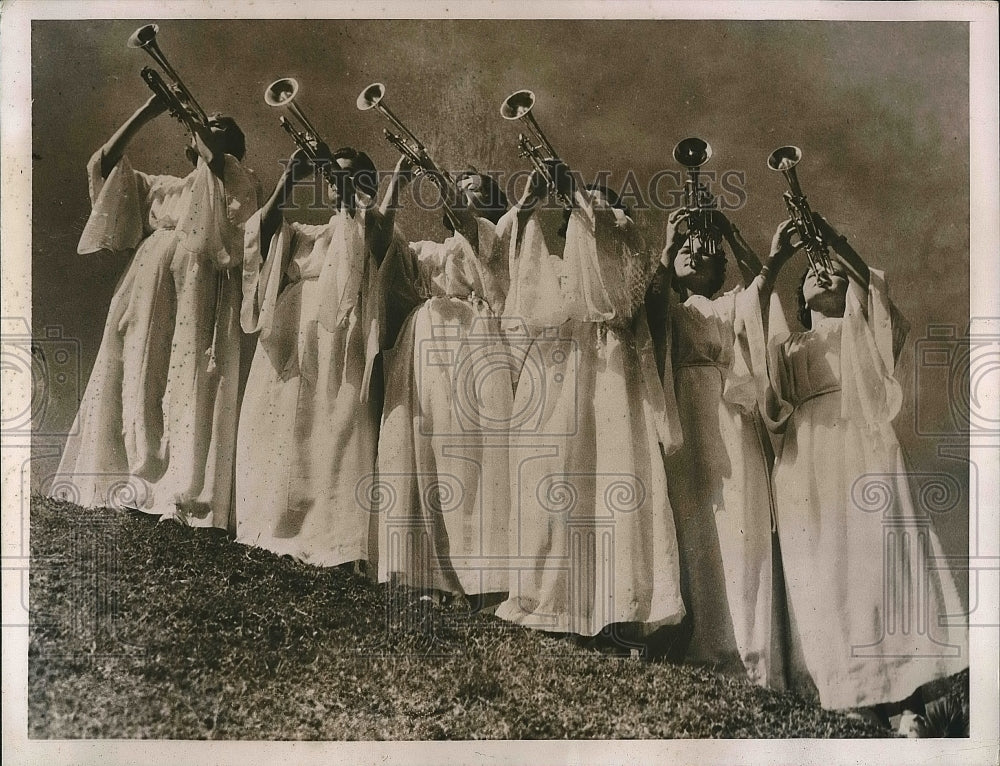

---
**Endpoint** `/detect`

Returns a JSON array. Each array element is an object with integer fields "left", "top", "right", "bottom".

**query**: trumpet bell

[
  {"left": 265, "top": 77, "right": 300, "bottom": 108},
  {"left": 127, "top": 23, "right": 158, "bottom": 49},
  {"left": 673, "top": 137, "right": 713, "bottom": 169},
  {"left": 500, "top": 89, "right": 536, "bottom": 120},
  {"left": 357, "top": 83, "right": 386, "bottom": 111},
  {"left": 767, "top": 145, "right": 802, "bottom": 173}
]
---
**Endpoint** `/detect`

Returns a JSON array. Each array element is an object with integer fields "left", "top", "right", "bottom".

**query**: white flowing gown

[
  {"left": 235, "top": 207, "right": 386, "bottom": 566},
  {"left": 52, "top": 151, "right": 260, "bottom": 528},
  {"left": 495, "top": 194, "right": 686, "bottom": 637},
  {"left": 765, "top": 270, "right": 968, "bottom": 709},
  {"left": 655, "top": 279, "right": 782, "bottom": 685},
  {"left": 374, "top": 216, "right": 515, "bottom": 596}
]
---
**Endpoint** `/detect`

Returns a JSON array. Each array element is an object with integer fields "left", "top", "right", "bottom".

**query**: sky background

[{"left": 29, "top": 19, "right": 971, "bottom": 561}]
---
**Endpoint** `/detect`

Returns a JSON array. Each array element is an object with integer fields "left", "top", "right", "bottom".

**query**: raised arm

[
  {"left": 258, "top": 148, "right": 312, "bottom": 261},
  {"left": 188, "top": 122, "right": 230, "bottom": 179},
  {"left": 709, "top": 210, "right": 762, "bottom": 285},
  {"left": 512, "top": 169, "right": 550, "bottom": 231},
  {"left": 814, "top": 213, "right": 870, "bottom": 292},
  {"left": 757, "top": 218, "right": 800, "bottom": 336},
  {"left": 757, "top": 219, "right": 799, "bottom": 426},
  {"left": 378, "top": 155, "right": 414, "bottom": 218},
  {"left": 98, "top": 95, "right": 168, "bottom": 178},
  {"left": 447, "top": 184, "right": 483, "bottom": 252},
  {"left": 371, "top": 155, "right": 415, "bottom": 265}
]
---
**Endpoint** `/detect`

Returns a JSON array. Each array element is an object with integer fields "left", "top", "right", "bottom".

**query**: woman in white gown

[
  {"left": 236, "top": 146, "right": 402, "bottom": 567},
  {"left": 373, "top": 161, "right": 515, "bottom": 602},
  {"left": 759, "top": 215, "right": 968, "bottom": 713},
  {"left": 646, "top": 207, "right": 781, "bottom": 685},
  {"left": 52, "top": 94, "right": 261, "bottom": 529},
  {"left": 495, "top": 171, "right": 686, "bottom": 638}
]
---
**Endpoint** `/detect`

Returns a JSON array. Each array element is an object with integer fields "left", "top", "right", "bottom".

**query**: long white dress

[
  {"left": 495, "top": 195, "right": 686, "bottom": 636},
  {"left": 374, "top": 216, "right": 515, "bottom": 595},
  {"left": 765, "top": 270, "right": 968, "bottom": 708},
  {"left": 235, "top": 207, "right": 387, "bottom": 566},
  {"left": 653, "top": 279, "right": 782, "bottom": 685},
  {"left": 52, "top": 151, "right": 260, "bottom": 528}
]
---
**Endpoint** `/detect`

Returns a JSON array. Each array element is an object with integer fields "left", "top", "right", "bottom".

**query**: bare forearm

[
  {"left": 190, "top": 126, "right": 226, "bottom": 178},
  {"left": 726, "top": 228, "right": 763, "bottom": 285},
  {"left": 514, "top": 192, "right": 542, "bottom": 230},
  {"left": 379, "top": 165, "right": 411, "bottom": 217},
  {"left": 830, "top": 235, "right": 870, "bottom": 291},
  {"left": 815, "top": 215, "right": 869, "bottom": 291},
  {"left": 756, "top": 253, "right": 788, "bottom": 339},
  {"left": 99, "top": 97, "right": 164, "bottom": 178}
]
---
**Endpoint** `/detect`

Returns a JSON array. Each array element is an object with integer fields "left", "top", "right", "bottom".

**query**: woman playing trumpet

[
  {"left": 372, "top": 155, "right": 516, "bottom": 605},
  {"left": 495, "top": 165, "right": 686, "bottom": 641},
  {"left": 235, "top": 142, "right": 403, "bottom": 567},
  {"left": 646, "top": 203, "right": 782, "bottom": 685},
  {"left": 758, "top": 214, "right": 968, "bottom": 720},
  {"left": 53, "top": 88, "right": 261, "bottom": 527}
]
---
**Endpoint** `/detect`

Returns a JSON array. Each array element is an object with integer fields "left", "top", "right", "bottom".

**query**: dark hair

[
  {"left": 443, "top": 167, "right": 509, "bottom": 232},
  {"left": 796, "top": 269, "right": 812, "bottom": 329},
  {"left": 208, "top": 114, "right": 246, "bottom": 161},
  {"left": 332, "top": 146, "right": 378, "bottom": 199}
]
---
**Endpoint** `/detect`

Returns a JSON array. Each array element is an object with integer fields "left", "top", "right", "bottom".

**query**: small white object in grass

[{"left": 897, "top": 711, "right": 930, "bottom": 738}]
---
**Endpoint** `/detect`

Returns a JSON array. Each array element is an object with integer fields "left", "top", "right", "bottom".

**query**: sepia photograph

[{"left": 2, "top": 1, "right": 997, "bottom": 764}]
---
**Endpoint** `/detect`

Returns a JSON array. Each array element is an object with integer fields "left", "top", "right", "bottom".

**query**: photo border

[{"left": 3, "top": 2, "right": 997, "bottom": 764}]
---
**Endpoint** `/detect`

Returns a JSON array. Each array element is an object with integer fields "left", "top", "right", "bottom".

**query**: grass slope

[{"left": 28, "top": 495, "right": 900, "bottom": 740}]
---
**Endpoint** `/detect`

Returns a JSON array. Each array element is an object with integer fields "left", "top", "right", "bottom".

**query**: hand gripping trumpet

[
  {"left": 500, "top": 90, "right": 573, "bottom": 209},
  {"left": 264, "top": 77, "right": 343, "bottom": 187},
  {"left": 356, "top": 83, "right": 461, "bottom": 231},
  {"left": 673, "top": 137, "right": 721, "bottom": 258},
  {"left": 127, "top": 24, "right": 209, "bottom": 132},
  {"left": 767, "top": 145, "right": 835, "bottom": 282}
]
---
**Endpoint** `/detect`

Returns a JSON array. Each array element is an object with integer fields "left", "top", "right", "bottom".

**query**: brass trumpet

[
  {"left": 264, "top": 77, "right": 344, "bottom": 188},
  {"left": 767, "top": 146, "right": 834, "bottom": 281},
  {"left": 357, "top": 82, "right": 460, "bottom": 230},
  {"left": 127, "top": 23, "right": 208, "bottom": 131},
  {"left": 673, "top": 137, "right": 720, "bottom": 257},
  {"left": 500, "top": 90, "right": 572, "bottom": 208},
  {"left": 264, "top": 78, "right": 328, "bottom": 160}
]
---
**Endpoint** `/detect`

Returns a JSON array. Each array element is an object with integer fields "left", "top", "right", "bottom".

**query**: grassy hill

[{"left": 28, "top": 495, "right": 945, "bottom": 740}]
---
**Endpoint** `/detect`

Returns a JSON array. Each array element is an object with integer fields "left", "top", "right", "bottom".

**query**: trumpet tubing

[
  {"left": 127, "top": 23, "right": 208, "bottom": 129},
  {"left": 766, "top": 145, "right": 834, "bottom": 278},
  {"left": 264, "top": 77, "right": 328, "bottom": 160},
  {"left": 356, "top": 82, "right": 461, "bottom": 229},
  {"left": 500, "top": 89, "right": 571, "bottom": 208},
  {"left": 672, "top": 136, "right": 719, "bottom": 256},
  {"left": 356, "top": 82, "right": 427, "bottom": 156},
  {"left": 357, "top": 80, "right": 446, "bottom": 213}
]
